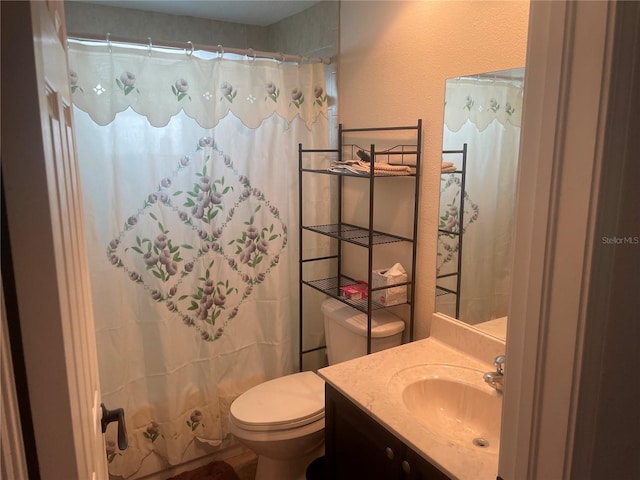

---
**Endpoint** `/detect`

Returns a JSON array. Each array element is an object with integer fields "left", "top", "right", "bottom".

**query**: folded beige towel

[
  {"left": 351, "top": 161, "right": 412, "bottom": 176},
  {"left": 442, "top": 161, "right": 455, "bottom": 168}
]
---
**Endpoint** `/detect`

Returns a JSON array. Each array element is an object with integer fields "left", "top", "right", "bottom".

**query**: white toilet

[{"left": 228, "top": 298, "right": 405, "bottom": 480}]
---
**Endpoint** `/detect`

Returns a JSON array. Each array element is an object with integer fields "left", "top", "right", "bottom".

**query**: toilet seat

[{"left": 230, "top": 371, "right": 325, "bottom": 432}]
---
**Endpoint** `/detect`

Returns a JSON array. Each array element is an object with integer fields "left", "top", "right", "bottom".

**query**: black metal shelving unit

[
  {"left": 435, "top": 144, "right": 467, "bottom": 318},
  {"left": 298, "top": 120, "right": 422, "bottom": 370}
]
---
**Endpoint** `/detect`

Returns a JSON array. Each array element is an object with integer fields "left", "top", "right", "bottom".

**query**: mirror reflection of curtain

[
  {"left": 437, "top": 79, "right": 522, "bottom": 325},
  {"left": 69, "top": 42, "right": 329, "bottom": 478}
]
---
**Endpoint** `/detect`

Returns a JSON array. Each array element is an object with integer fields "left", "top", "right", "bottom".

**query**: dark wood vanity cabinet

[{"left": 324, "top": 384, "right": 451, "bottom": 480}]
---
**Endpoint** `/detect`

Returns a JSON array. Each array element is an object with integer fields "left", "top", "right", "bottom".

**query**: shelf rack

[
  {"left": 435, "top": 144, "right": 467, "bottom": 318},
  {"left": 298, "top": 120, "right": 422, "bottom": 370}
]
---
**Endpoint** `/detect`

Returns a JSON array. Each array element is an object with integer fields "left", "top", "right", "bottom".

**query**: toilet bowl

[
  {"left": 228, "top": 299, "right": 405, "bottom": 480},
  {"left": 228, "top": 371, "right": 325, "bottom": 480}
]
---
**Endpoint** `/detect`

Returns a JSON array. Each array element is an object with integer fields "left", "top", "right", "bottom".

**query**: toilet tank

[{"left": 321, "top": 298, "right": 405, "bottom": 365}]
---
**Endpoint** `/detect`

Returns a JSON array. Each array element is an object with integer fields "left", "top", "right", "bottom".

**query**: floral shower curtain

[
  {"left": 437, "top": 79, "right": 522, "bottom": 325},
  {"left": 68, "top": 41, "right": 329, "bottom": 478}
]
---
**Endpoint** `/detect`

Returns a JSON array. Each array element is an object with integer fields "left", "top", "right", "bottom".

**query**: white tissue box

[{"left": 371, "top": 264, "right": 407, "bottom": 306}]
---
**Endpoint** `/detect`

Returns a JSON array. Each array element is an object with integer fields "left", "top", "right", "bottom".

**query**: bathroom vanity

[
  {"left": 325, "top": 383, "right": 449, "bottom": 479},
  {"left": 318, "top": 314, "right": 505, "bottom": 480}
]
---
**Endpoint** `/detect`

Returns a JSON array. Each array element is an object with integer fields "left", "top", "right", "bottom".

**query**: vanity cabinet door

[
  {"left": 325, "top": 385, "right": 451, "bottom": 480},
  {"left": 325, "top": 384, "right": 404, "bottom": 480},
  {"left": 402, "top": 448, "right": 451, "bottom": 480}
]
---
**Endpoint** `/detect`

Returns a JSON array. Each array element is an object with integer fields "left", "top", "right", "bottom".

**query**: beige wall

[{"left": 339, "top": 0, "right": 530, "bottom": 339}]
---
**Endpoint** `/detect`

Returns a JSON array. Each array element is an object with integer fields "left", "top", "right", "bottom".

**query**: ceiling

[{"left": 78, "top": 1, "right": 321, "bottom": 27}]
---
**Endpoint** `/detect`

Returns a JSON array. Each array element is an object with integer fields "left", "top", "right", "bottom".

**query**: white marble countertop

[{"left": 318, "top": 314, "right": 505, "bottom": 480}]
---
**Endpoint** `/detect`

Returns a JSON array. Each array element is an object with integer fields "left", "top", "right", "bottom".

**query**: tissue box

[{"left": 371, "top": 264, "right": 407, "bottom": 306}]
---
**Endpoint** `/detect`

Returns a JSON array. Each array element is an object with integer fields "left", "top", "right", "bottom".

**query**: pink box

[{"left": 340, "top": 282, "right": 368, "bottom": 300}]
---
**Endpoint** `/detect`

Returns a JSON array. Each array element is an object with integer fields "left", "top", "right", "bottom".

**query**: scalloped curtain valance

[
  {"left": 444, "top": 80, "right": 523, "bottom": 132},
  {"left": 68, "top": 42, "right": 328, "bottom": 129}
]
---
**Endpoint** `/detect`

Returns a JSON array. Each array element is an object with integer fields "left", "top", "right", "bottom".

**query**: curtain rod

[{"left": 67, "top": 32, "right": 332, "bottom": 65}]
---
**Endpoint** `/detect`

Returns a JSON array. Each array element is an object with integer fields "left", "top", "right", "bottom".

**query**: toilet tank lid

[
  {"left": 230, "top": 371, "right": 325, "bottom": 430},
  {"left": 321, "top": 298, "right": 405, "bottom": 338}
]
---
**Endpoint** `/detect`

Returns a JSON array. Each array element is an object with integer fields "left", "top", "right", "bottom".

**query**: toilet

[{"left": 228, "top": 298, "right": 405, "bottom": 480}]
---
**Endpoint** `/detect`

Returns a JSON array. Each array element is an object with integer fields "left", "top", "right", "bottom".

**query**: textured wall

[
  {"left": 339, "top": 0, "right": 530, "bottom": 339},
  {"left": 268, "top": 1, "right": 339, "bottom": 59},
  {"left": 64, "top": 1, "right": 338, "bottom": 57},
  {"left": 64, "top": 2, "right": 269, "bottom": 48}
]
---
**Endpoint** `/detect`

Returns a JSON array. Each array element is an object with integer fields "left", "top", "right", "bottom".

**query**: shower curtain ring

[
  {"left": 186, "top": 41, "right": 194, "bottom": 57},
  {"left": 106, "top": 33, "right": 112, "bottom": 53},
  {"left": 147, "top": 37, "right": 152, "bottom": 56},
  {"left": 247, "top": 48, "right": 256, "bottom": 63},
  {"left": 217, "top": 44, "right": 224, "bottom": 59}
]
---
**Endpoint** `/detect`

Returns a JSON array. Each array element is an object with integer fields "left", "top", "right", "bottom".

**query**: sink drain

[{"left": 472, "top": 437, "right": 490, "bottom": 448}]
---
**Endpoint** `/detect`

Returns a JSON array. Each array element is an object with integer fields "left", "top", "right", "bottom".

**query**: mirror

[{"left": 435, "top": 68, "right": 525, "bottom": 340}]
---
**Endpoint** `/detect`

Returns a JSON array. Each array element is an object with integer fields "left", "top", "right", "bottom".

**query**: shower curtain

[
  {"left": 437, "top": 79, "right": 522, "bottom": 325},
  {"left": 68, "top": 41, "right": 329, "bottom": 478}
]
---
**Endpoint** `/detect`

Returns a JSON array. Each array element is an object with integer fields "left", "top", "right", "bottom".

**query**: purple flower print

[
  {"left": 144, "top": 422, "right": 160, "bottom": 442},
  {"left": 184, "top": 262, "right": 194, "bottom": 273},
  {"left": 201, "top": 331, "right": 211, "bottom": 341},
  {"left": 465, "top": 95, "right": 474, "bottom": 111},
  {"left": 70, "top": 70, "right": 83, "bottom": 93},
  {"left": 505, "top": 101, "right": 515, "bottom": 116},
  {"left": 160, "top": 177, "right": 172, "bottom": 188},
  {"left": 192, "top": 205, "right": 204, "bottom": 219},
  {"left": 180, "top": 155, "right": 191, "bottom": 166},
  {"left": 105, "top": 440, "right": 119, "bottom": 463},
  {"left": 159, "top": 193, "right": 169, "bottom": 204},
  {"left": 154, "top": 234, "right": 168, "bottom": 250},
  {"left": 210, "top": 192, "right": 223, "bottom": 205},
  {"left": 158, "top": 249, "right": 172, "bottom": 266},
  {"left": 175, "top": 79, "right": 189, "bottom": 93},
  {"left": 151, "top": 290, "right": 162, "bottom": 301},
  {"left": 127, "top": 215, "right": 138, "bottom": 226},
  {"left": 246, "top": 225, "right": 258, "bottom": 240},
  {"left": 173, "top": 78, "right": 190, "bottom": 101},
  {"left": 220, "top": 81, "right": 236, "bottom": 102},
  {"left": 187, "top": 410, "right": 204, "bottom": 430},
  {"left": 148, "top": 193, "right": 158, "bottom": 204},
  {"left": 213, "top": 293, "right": 226, "bottom": 307},
  {"left": 314, "top": 85, "right": 327, "bottom": 107},
  {"left": 121, "top": 72, "right": 135, "bottom": 86},
  {"left": 166, "top": 261, "right": 178, "bottom": 276},
  {"left": 290, "top": 88, "right": 304, "bottom": 108},
  {"left": 109, "top": 239, "right": 119, "bottom": 250},
  {"left": 199, "top": 176, "right": 212, "bottom": 192},
  {"left": 203, "top": 279, "right": 214, "bottom": 295},
  {"left": 488, "top": 98, "right": 500, "bottom": 113},
  {"left": 117, "top": 71, "right": 138, "bottom": 96},
  {"left": 256, "top": 239, "right": 268, "bottom": 254},
  {"left": 198, "top": 137, "right": 214, "bottom": 148},
  {"left": 265, "top": 81, "right": 279, "bottom": 102}
]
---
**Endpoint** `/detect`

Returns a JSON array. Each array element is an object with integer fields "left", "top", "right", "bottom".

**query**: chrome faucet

[{"left": 483, "top": 355, "right": 505, "bottom": 392}]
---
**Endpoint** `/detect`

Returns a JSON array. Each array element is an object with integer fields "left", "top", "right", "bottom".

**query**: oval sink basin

[{"left": 387, "top": 364, "right": 502, "bottom": 452}]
